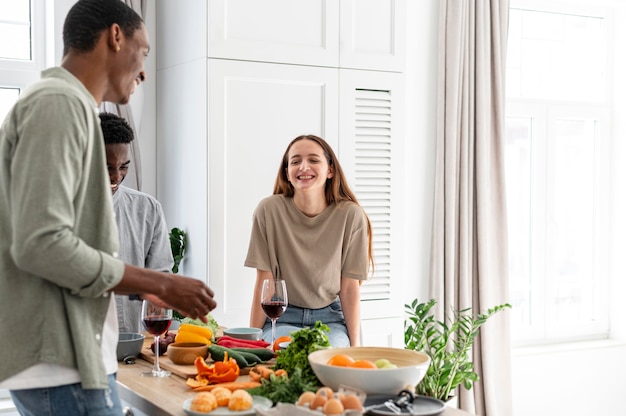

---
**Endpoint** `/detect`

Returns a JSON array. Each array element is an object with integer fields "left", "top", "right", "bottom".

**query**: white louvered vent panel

[{"left": 353, "top": 88, "right": 393, "bottom": 302}]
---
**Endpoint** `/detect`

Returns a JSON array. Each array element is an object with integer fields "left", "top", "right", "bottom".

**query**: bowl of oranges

[{"left": 307, "top": 347, "right": 430, "bottom": 395}]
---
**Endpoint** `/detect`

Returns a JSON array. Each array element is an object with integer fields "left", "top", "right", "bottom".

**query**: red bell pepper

[{"left": 216, "top": 336, "right": 270, "bottom": 349}]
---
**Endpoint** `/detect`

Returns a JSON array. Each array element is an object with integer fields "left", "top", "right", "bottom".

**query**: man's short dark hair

[
  {"left": 63, "top": 0, "right": 143, "bottom": 56},
  {"left": 99, "top": 112, "right": 135, "bottom": 145}
]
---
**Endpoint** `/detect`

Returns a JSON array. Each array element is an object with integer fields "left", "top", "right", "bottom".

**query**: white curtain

[
  {"left": 429, "top": 0, "right": 511, "bottom": 415},
  {"left": 99, "top": 0, "right": 147, "bottom": 191}
]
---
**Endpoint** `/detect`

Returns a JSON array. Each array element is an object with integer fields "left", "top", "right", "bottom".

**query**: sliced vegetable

[
  {"left": 191, "top": 353, "right": 240, "bottom": 385},
  {"left": 210, "top": 351, "right": 240, "bottom": 383}
]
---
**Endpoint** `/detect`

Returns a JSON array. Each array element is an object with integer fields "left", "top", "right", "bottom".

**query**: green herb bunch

[
  {"left": 404, "top": 298, "right": 511, "bottom": 400},
  {"left": 247, "top": 367, "right": 318, "bottom": 404},
  {"left": 169, "top": 227, "right": 187, "bottom": 321},
  {"left": 169, "top": 227, "right": 187, "bottom": 274},
  {"left": 274, "top": 321, "right": 331, "bottom": 387}
]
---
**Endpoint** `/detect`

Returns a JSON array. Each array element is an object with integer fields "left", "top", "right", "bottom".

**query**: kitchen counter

[{"left": 116, "top": 358, "right": 476, "bottom": 416}]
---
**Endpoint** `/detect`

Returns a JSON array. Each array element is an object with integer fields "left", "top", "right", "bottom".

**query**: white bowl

[
  {"left": 308, "top": 346, "right": 431, "bottom": 395},
  {"left": 223, "top": 327, "right": 263, "bottom": 341}
]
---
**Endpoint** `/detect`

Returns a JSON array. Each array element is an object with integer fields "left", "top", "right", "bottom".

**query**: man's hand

[{"left": 156, "top": 275, "right": 216, "bottom": 323}]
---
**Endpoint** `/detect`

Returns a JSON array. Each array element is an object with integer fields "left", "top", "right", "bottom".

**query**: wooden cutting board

[
  {"left": 138, "top": 336, "right": 200, "bottom": 379},
  {"left": 138, "top": 336, "right": 258, "bottom": 379}
]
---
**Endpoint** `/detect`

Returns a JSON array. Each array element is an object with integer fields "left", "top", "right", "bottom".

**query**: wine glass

[
  {"left": 261, "top": 279, "right": 288, "bottom": 347},
  {"left": 140, "top": 299, "right": 172, "bottom": 377}
]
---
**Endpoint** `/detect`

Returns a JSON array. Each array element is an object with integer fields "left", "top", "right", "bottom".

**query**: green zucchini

[
  {"left": 231, "top": 350, "right": 264, "bottom": 366},
  {"left": 229, "top": 347, "right": 275, "bottom": 362},
  {"left": 208, "top": 345, "right": 249, "bottom": 368}
]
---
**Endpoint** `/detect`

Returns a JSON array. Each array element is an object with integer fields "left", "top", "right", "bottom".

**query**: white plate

[
  {"left": 183, "top": 395, "right": 273, "bottom": 415},
  {"left": 364, "top": 394, "right": 445, "bottom": 416}
]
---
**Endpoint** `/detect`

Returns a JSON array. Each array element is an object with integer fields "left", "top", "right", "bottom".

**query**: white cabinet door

[
  {"left": 339, "top": 0, "right": 406, "bottom": 72},
  {"left": 209, "top": 0, "right": 340, "bottom": 67},
  {"left": 208, "top": 0, "right": 405, "bottom": 71},
  {"left": 208, "top": 59, "right": 339, "bottom": 327},
  {"left": 361, "top": 317, "right": 404, "bottom": 348}
]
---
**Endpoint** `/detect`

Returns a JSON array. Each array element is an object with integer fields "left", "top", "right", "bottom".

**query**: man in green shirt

[{"left": 0, "top": 0, "right": 216, "bottom": 414}]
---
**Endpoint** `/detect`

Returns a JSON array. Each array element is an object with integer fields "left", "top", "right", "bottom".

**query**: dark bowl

[{"left": 116, "top": 332, "right": 145, "bottom": 361}]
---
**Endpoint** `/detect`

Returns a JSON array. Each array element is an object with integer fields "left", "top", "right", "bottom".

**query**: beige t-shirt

[{"left": 245, "top": 194, "right": 369, "bottom": 309}]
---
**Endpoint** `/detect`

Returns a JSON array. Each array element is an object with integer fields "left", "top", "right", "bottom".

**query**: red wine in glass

[
  {"left": 141, "top": 300, "right": 172, "bottom": 377},
  {"left": 261, "top": 301, "right": 287, "bottom": 320},
  {"left": 143, "top": 317, "right": 172, "bottom": 335},
  {"left": 261, "top": 279, "right": 288, "bottom": 346}
]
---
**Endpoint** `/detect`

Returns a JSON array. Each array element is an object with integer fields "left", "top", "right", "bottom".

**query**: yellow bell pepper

[
  {"left": 178, "top": 323, "right": 213, "bottom": 340},
  {"left": 175, "top": 331, "right": 211, "bottom": 345}
]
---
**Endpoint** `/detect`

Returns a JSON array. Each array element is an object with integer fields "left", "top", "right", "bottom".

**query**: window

[
  {"left": 0, "top": 0, "right": 46, "bottom": 121},
  {"left": 505, "top": 1, "right": 610, "bottom": 346},
  {"left": 0, "top": 0, "right": 32, "bottom": 60}
]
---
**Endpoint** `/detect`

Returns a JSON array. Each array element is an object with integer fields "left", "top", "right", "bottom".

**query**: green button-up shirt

[{"left": 0, "top": 67, "right": 125, "bottom": 389}]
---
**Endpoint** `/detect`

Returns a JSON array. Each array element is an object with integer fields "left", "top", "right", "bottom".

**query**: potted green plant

[{"left": 404, "top": 298, "right": 511, "bottom": 402}]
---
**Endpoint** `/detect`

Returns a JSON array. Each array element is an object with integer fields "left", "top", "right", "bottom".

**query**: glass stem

[
  {"left": 154, "top": 335, "right": 160, "bottom": 372},
  {"left": 271, "top": 319, "right": 276, "bottom": 346}
]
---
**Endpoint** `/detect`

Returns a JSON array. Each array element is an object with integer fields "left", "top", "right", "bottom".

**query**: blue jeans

[
  {"left": 10, "top": 374, "right": 123, "bottom": 416},
  {"left": 263, "top": 298, "right": 350, "bottom": 347}
]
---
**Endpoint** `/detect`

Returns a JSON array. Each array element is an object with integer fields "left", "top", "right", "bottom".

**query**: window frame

[{"left": 0, "top": 0, "right": 47, "bottom": 91}]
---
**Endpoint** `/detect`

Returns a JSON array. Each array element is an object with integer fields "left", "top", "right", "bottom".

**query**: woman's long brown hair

[{"left": 273, "top": 135, "right": 374, "bottom": 272}]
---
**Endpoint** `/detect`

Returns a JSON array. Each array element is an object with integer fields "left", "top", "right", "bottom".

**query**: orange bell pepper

[
  {"left": 192, "top": 353, "right": 240, "bottom": 385},
  {"left": 209, "top": 351, "right": 240, "bottom": 383}
]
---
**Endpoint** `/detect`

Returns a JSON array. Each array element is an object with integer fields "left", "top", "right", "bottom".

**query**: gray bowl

[
  {"left": 223, "top": 327, "right": 263, "bottom": 341},
  {"left": 116, "top": 332, "right": 145, "bottom": 361}
]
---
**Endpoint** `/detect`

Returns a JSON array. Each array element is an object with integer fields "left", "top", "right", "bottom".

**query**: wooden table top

[{"left": 116, "top": 358, "right": 476, "bottom": 416}]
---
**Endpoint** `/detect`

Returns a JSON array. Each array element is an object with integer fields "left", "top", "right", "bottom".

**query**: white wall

[{"left": 404, "top": 0, "right": 438, "bottom": 304}]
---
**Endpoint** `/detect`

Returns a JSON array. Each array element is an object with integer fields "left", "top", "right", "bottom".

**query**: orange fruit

[
  {"left": 185, "top": 377, "right": 209, "bottom": 389},
  {"left": 348, "top": 359, "right": 378, "bottom": 369},
  {"left": 323, "top": 398, "right": 345, "bottom": 415},
  {"left": 316, "top": 387, "right": 335, "bottom": 399},
  {"left": 326, "top": 354, "right": 355, "bottom": 367},
  {"left": 310, "top": 393, "right": 327, "bottom": 410},
  {"left": 341, "top": 394, "right": 363, "bottom": 410},
  {"left": 297, "top": 391, "right": 316, "bottom": 406}
]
